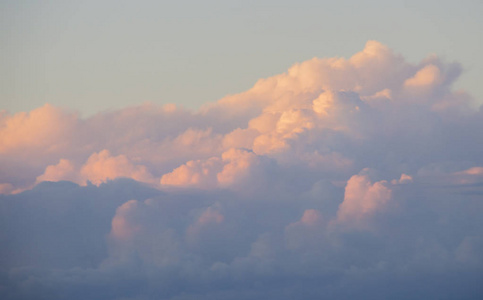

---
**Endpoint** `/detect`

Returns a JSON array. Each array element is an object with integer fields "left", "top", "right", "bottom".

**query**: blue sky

[{"left": 1, "top": 0, "right": 482, "bottom": 116}]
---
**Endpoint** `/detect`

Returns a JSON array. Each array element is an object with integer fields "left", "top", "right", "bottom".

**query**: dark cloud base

[{"left": 1, "top": 179, "right": 482, "bottom": 300}]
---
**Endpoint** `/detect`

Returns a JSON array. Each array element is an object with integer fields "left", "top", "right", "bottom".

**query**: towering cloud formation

[
  {"left": 1, "top": 41, "right": 483, "bottom": 299},
  {"left": 0, "top": 41, "right": 477, "bottom": 192}
]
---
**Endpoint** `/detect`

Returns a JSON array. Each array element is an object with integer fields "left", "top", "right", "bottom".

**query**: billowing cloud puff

[
  {"left": 1, "top": 41, "right": 483, "bottom": 299},
  {"left": 217, "top": 148, "right": 262, "bottom": 186},
  {"left": 391, "top": 173, "right": 413, "bottom": 184},
  {"left": 404, "top": 64, "right": 442, "bottom": 89},
  {"left": 160, "top": 157, "right": 223, "bottom": 188},
  {"left": 335, "top": 169, "right": 393, "bottom": 228},
  {"left": 36, "top": 150, "right": 155, "bottom": 186},
  {"left": 110, "top": 199, "right": 141, "bottom": 241},
  {"left": 80, "top": 150, "right": 155, "bottom": 185},
  {"left": 36, "top": 158, "right": 78, "bottom": 183},
  {"left": 0, "top": 104, "right": 78, "bottom": 155},
  {"left": 160, "top": 148, "right": 266, "bottom": 190}
]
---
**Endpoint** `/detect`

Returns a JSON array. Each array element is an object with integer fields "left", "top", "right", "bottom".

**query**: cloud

[
  {"left": 1, "top": 41, "right": 479, "bottom": 193},
  {"left": 36, "top": 150, "right": 156, "bottom": 186},
  {"left": 110, "top": 200, "right": 142, "bottom": 241},
  {"left": 3, "top": 175, "right": 482, "bottom": 299},
  {"left": 1, "top": 41, "right": 483, "bottom": 299},
  {"left": 80, "top": 150, "right": 155, "bottom": 186},
  {"left": 0, "top": 183, "right": 15, "bottom": 194},
  {"left": 391, "top": 173, "right": 413, "bottom": 185},
  {"left": 0, "top": 104, "right": 78, "bottom": 155},
  {"left": 404, "top": 64, "right": 442, "bottom": 89},
  {"left": 335, "top": 169, "right": 393, "bottom": 228},
  {"left": 36, "top": 158, "right": 78, "bottom": 183},
  {"left": 160, "top": 148, "right": 269, "bottom": 190},
  {"left": 284, "top": 209, "right": 325, "bottom": 251},
  {"left": 160, "top": 157, "right": 223, "bottom": 188}
]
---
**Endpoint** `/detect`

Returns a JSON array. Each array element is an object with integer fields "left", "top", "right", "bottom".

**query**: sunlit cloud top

[{"left": 1, "top": 41, "right": 483, "bottom": 300}]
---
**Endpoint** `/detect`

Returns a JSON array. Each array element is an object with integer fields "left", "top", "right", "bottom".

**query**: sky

[
  {"left": 1, "top": 0, "right": 482, "bottom": 116},
  {"left": 1, "top": 1, "right": 483, "bottom": 300}
]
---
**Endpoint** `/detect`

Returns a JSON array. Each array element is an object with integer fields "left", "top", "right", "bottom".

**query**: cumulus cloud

[
  {"left": 404, "top": 64, "right": 442, "bottom": 89},
  {"left": 1, "top": 41, "right": 483, "bottom": 299},
  {"left": 1, "top": 40, "right": 479, "bottom": 193},
  {"left": 110, "top": 200, "right": 142, "bottom": 241},
  {"left": 160, "top": 148, "right": 270, "bottom": 190},
  {"left": 36, "top": 158, "right": 78, "bottom": 183},
  {"left": 36, "top": 150, "right": 155, "bottom": 186},
  {"left": 0, "top": 104, "right": 78, "bottom": 154},
  {"left": 335, "top": 169, "right": 394, "bottom": 229},
  {"left": 80, "top": 150, "right": 155, "bottom": 185}
]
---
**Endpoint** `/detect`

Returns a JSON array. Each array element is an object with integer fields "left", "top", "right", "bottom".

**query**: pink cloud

[
  {"left": 1, "top": 40, "right": 477, "bottom": 196},
  {"left": 2, "top": 40, "right": 483, "bottom": 300},
  {"left": 36, "top": 159, "right": 78, "bottom": 183},
  {"left": 0, "top": 104, "right": 77, "bottom": 155},
  {"left": 35, "top": 150, "right": 156, "bottom": 186},
  {"left": 160, "top": 148, "right": 262, "bottom": 189},
  {"left": 80, "top": 150, "right": 155, "bottom": 186},
  {"left": 336, "top": 170, "right": 392, "bottom": 227},
  {"left": 404, "top": 64, "right": 442, "bottom": 89},
  {"left": 110, "top": 200, "right": 141, "bottom": 241},
  {"left": 160, "top": 157, "right": 222, "bottom": 188},
  {"left": 391, "top": 173, "right": 413, "bottom": 185},
  {"left": 217, "top": 148, "right": 260, "bottom": 186}
]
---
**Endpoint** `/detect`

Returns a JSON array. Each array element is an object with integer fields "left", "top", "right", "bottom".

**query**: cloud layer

[{"left": 1, "top": 41, "right": 483, "bottom": 299}]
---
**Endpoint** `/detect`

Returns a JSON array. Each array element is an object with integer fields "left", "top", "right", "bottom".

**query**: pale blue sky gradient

[{"left": 1, "top": 0, "right": 482, "bottom": 116}]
